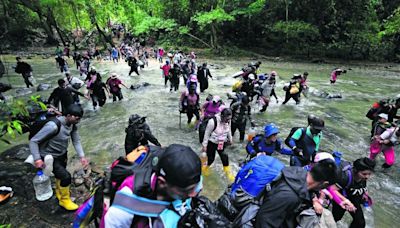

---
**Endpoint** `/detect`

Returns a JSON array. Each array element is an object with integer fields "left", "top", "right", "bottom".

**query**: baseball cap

[
  {"left": 314, "top": 152, "right": 334, "bottom": 163},
  {"left": 378, "top": 113, "right": 388, "bottom": 120},
  {"left": 158, "top": 144, "right": 201, "bottom": 188}
]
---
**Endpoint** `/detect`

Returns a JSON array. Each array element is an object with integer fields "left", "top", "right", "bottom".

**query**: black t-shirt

[{"left": 336, "top": 168, "right": 367, "bottom": 204}]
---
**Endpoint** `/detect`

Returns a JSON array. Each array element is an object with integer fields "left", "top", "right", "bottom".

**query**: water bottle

[
  {"left": 247, "top": 127, "right": 256, "bottom": 141},
  {"left": 200, "top": 152, "right": 208, "bottom": 167},
  {"left": 33, "top": 170, "right": 53, "bottom": 201},
  {"left": 363, "top": 201, "right": 375, "bottom": 228}
]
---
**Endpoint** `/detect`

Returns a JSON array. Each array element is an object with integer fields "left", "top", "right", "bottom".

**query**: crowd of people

[{"left": 1, "top": 39, "right": 399, "bottom": 228}]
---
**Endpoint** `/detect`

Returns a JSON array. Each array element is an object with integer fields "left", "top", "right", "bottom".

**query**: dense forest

[{"left": 1, "top": 0, "right": 399, "bottom": 61}]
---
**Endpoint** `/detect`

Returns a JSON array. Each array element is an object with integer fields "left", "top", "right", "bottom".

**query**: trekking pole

[{"left": 179, "top": 111, "right": 182, "bottom": 129}]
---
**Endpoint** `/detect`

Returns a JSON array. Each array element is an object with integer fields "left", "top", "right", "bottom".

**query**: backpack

[
  {"left": 28, "top": 116, "right": 62, "bottom": 141},
  {"left": 230, "top": 155, "right": 284, "bottom": 209},
  {"left": 245, "top": 134, "right": 265, "bottom": 156},
  {"left": 73, "top": 145, "right": 163, "bottom": 228},
  {"left": 198, "top": 116, "right": 218, "bottom": 144},
  {"left": 365, "top": 99, "right": 388, "bottom": 120},
  {"left": 284, "top": 127, "right": 306, "bottom": 148}
]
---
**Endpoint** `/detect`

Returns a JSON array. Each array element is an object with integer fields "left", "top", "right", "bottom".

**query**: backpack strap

[
  {"left": 40, "top": 118, "right": 62, "bottom": 142},
  {"left": 112, "top": 191, "right": 170, "bottom": 217},
  {"left": 212, "top": 116, "right": 218, "bottom": 132}
]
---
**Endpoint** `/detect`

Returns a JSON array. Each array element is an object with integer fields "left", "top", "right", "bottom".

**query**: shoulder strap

[
  {"left": 212, "top": 116, "right": 218, "bottom": 132},
  {"left": 112, "top": 191, "right": 170, "bottom": 217},
  {"left": 44, "top": 118, "right": 62, "bottom": 141}
]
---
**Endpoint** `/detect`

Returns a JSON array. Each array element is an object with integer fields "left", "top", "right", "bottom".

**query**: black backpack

[
  {"left": 284, "top": 127, "right": 305, "bottom": 148},
  {"left": 28, "top": 116, "right": 62, "bottom": 141},
  {"left": 198, "top": 116, "right": 218, "bottom": 144}
]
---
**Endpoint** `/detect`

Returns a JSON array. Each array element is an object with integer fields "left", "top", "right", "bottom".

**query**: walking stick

[{"left": 179, "top": 111, "right": 182, "bottom": 129}]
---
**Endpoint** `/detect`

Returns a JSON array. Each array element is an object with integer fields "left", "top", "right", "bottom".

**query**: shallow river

[{"left": 0, "top": 55, "right": 399, "bottom": 227}]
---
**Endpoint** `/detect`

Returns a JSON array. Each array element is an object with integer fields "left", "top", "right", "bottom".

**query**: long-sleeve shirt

[
  {"left": 246, "top": 136, "right": 293, "bottom": 156},
  {"left": 202, "top": 115, "right": 232, "bottom": 147},
  {"left": 231, "top": 101, "right": 251, "bottom": 124},
  {"left": 29, "top": 116, "right": 84, "bottom": 161}
]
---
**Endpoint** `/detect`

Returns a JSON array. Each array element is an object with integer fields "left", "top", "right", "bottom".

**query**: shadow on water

[{"left": 1, "top": 56, "right": 399, "bottom": 227}]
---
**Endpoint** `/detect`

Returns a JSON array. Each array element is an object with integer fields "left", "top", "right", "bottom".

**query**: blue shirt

[{"left": 246, "top": 135, "right": 293, "bottom": 156}]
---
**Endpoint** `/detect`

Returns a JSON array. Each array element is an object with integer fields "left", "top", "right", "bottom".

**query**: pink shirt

[{"left": 160, "top": 64, "right": 171, "bottom": 77}]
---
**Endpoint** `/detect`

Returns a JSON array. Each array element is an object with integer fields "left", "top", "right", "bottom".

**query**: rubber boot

[
  {"left": 59, "top": 185, "right": 79, "bottom": 210},
  {"left": 202, "top": 165, "right": 210, "bottom": 176},
  {"left": 223, "top": 166, "right": 235, "bottom": 183},
  {"left": 55, "top": 179, "right": 61, "bottom": 200}
]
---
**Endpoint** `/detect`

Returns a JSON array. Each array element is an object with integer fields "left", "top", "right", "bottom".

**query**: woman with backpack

[
  {"left": 180, "top": 85, "right": 200, "bottom": 125},
  {"left": 330, "top": 157, "right": 376, "bottom": 228},
  {"left": 370, "top": 113, "right": 397, "bottom": 168},
  {"left": 201, "top": 108, "right": 234, "bottom": 182}
]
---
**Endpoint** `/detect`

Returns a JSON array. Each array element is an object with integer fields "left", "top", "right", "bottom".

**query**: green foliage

[
  {"left": 272, "top": 21, "right": 319, "bottom": 40},
  {"left": 1, "top": 0, "right": 399, "bottom": 60},
  {"left": 0, "top": 96, "right": 46, "bottom": 144},
  {"left": 380, "top": 7, "right": 400, "bottom": 37},
  {"left": 192, "top": 8, "right": 235, "bottom": 29}
]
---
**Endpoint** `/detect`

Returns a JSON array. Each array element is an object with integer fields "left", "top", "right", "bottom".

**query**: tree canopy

[{"left": 0, "top": 0, "right": 399, "bottom": 60}]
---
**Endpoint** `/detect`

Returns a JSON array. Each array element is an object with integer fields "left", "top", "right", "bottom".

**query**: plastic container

[
  {"left": 33, "top": 170, "right": 53, "bottom": 201},
  {"left": 247, "top": 127, "right": 256, "bottom": 141},
  {"left": 200, "top": 152, "right": 208, "bottom": 167}
]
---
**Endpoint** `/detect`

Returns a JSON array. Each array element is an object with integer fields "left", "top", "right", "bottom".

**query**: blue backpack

[{"left": 231, "top": 155, "right": 284, "bottom": 200}]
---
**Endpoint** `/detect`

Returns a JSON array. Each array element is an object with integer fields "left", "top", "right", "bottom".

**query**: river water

[{"left": 0, "top": 55, "right": 399, "bottom": 227}]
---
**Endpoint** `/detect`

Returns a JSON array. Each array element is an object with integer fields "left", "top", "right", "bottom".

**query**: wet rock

[
  {"left": 16, "top": 88, "right": 33, "bottom": 96},
  {"left": 37, "top": 83, "right": 52, "bottom": 91},
  {"left": 0, "top": 83, "right": 12, "bottom": 93},
  {"left": 209, "top": 63, "right": 225, "bottom": 70},
  {"left": 311, "top": 58, "right": 328, "bottom": 64},
  {"left": 0, "top": 144, "right": 100, "bottom": 227},
  {"left": 130, "top": 82, "right": 151, "bottom": 90},
  {"left": 310, "top": 89, "right": 342, "bottom": 99}
]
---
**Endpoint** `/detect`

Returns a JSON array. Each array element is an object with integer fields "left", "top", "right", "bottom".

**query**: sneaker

[
  {"left": 43, "top": 155, "right": 54, "bottom": 176},
  {"left": 24, "top": 155, "right": 34, "bottom": 166}
]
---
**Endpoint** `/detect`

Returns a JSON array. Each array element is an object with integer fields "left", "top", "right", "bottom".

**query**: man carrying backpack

[
  {"left": 231, "top": 96, "right": 254, "bottom": 142},
  {"left": 255, "top": 159, "right": 337, "bottom": 228},
  {"left": 104, "top": 144, "right": 202, "bottom": 227},
  {"left": 124, "top": 114, "right": 161, "bottom": 155},
  {"left": 29, "top": 104, "right": 88, "bottom": 211},
  {"left": 288, "top": 116, "right": 324, "bottom": 167},
  {"left": 48, "top": 79, "right": 87, "bottom": 113},
  {"left": 15, "top": 57, "right": 34, "bottom": 88}
]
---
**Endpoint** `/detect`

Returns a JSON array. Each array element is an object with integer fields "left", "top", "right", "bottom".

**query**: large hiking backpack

[
  {"left": 198, "top": 116, "right": 217, "bottom": 144},
  {"left": 230, "top": 155, "right": 284, "bottom": 208},
  {"left": 365, "top": 99, "right": 389, "bottom": 120},
  {"left": 28, "top": 116, "right": 62, "bottom": 140},
  {"left": 284, "top": 127, "right": 305, "bottom": 148},
  {"left": 73, "top": 145, "right": 163, "bottom": 228}
]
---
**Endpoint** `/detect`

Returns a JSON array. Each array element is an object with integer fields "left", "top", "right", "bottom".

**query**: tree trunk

[
  {"left": 46, "top": 8, "right": 67, "bottom": 46},
  {"left": 185, "top": 33, "right": 212, "bottom": 48},
  {"left": 211, "top": 24, "right": 218, "bottom": 49},
  {"left": 95, "top": 22, "right": 114, "bottom": 47}
]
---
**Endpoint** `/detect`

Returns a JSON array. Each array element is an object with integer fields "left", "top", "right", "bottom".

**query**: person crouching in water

[
  {"left": 201, "top": 108, "right": 234, "bottom": 182},
  {"left": 180, "top": 85, "right": 200, "bottom": 126},
  {"left": 330, "top": 68, "right": 346, "bottom": 84}
]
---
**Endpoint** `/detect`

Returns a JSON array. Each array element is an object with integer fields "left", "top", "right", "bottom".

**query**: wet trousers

[
  {"left": 206, "top": 141, "right": 229, "bottom": 166},
  {"left": 52, "top": 153, "right": 71, "bottom": 187},
  {"left": 333, "top": 201, "right": 365, "bottom": 228},
  {"left": 231, "top": 122, "right": 246, "bottom": 142},
  {"left": 369, "top": 141, "right": 395, "bottom": 166}
]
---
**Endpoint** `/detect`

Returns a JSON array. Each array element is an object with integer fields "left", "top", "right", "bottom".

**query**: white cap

[
  {"left": 378, "top": 113, "right": 388, "bottom": 120},
  {"left": 314, "top": 152, "right": 334, "bottom": 163}
]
